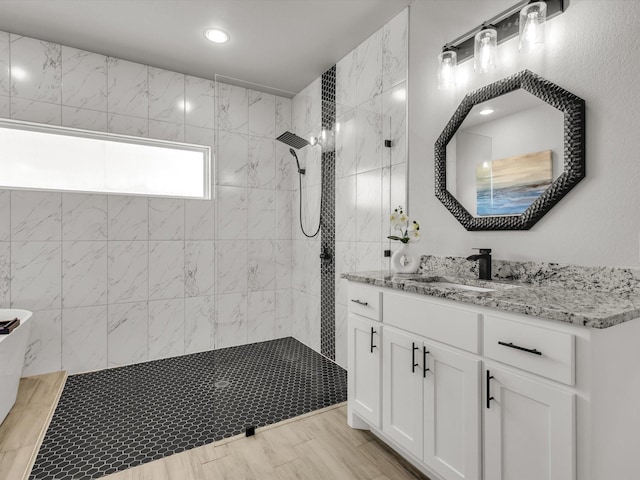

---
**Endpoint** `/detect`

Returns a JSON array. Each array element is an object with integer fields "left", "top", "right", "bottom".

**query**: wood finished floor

[
  {"left": 100, "top": 403, "right": 429, "bottom": 480},
  {"left": 0, "top": 371, "right": 67, "bottom": 480}
]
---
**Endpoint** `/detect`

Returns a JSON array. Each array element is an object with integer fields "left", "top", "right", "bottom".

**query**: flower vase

[{"left": 391, "top": 243, "right": 420, "bottom": 273}]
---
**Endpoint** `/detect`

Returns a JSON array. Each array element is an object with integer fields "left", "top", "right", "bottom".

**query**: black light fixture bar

[{"left": 443, "top": 0, "right": 565, "bottom": 62}]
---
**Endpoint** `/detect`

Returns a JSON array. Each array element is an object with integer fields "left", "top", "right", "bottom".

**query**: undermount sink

[{"left": 401, "top": 275, "right": 521, "bottom": 293}]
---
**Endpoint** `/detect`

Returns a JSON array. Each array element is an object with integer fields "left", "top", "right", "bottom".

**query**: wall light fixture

[{"left": 437, "top": 0, "right": 564, "bottom": 89}]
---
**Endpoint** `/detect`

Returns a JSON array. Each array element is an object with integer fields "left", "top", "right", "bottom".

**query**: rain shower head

[{"left": 276, "top": 131, "right": 310, "bottom": 150}]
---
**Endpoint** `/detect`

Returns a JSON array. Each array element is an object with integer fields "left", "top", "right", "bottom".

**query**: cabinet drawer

[
  {"left": 347, "top": 283, "right": 381, "bottom": 321},
  {"left": 484, "top": 315, "right": 575, "bottom": 385},
  {"left": 383, "top": 292, "right": 480, "bottom": 353}
]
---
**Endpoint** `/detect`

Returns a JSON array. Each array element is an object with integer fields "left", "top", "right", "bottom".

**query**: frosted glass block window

[{"left": 0, "top": 120, "right": 211, "bottom": 199}]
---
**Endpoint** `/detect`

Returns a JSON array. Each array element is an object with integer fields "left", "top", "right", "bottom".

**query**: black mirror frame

[{"left": 434, "top": 69, "right": 586, "bottom": 231}]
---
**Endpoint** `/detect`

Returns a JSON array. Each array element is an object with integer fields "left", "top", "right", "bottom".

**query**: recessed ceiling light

[
  {"left": 204, "top": 28, "right": 230, "bottom": 44},
  {"left": 479, "top": 108, "right": 494, "bottom": 115}
]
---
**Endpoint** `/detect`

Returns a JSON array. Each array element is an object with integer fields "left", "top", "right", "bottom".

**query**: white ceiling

[{"left": 0, "top": 0, "right": 413, "bottom": 96}]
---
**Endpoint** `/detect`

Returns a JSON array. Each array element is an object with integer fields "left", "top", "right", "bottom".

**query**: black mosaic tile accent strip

[
  {"left": 30, "top": 337, "right": 347, "bottom": 480},
  {"left": 320, "top": 65, "right": 336, "bottom": 360}
]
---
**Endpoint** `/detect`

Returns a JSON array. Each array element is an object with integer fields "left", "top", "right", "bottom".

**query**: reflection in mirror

[{"left": 445, "top": 89, "right": 564, "bottom": 217}]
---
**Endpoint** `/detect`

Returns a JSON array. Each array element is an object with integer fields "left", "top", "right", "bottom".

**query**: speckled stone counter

[{"left": 343, "top": 256, "right": 640, "bottom": 329}]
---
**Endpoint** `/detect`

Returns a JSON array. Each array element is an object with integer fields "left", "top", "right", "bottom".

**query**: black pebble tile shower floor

[{"left": 30, "top": 337, "right": 347, "bottom": 480}]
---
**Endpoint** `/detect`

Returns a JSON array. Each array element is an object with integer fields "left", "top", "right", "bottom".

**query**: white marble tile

[
  {"left": 0, "top": 190, "right": 10, "bottom": 242},
  {"left": 107, "top": 113, "right": 147, "bottom": 137},
  {"left": 62, "top": 241, "right": 107, "bottom": 308},
  {"left": 185, "top": 295, "right": 215, "bottom": 354},
  {"left": 336, "top": 49, "right": 358, "bottom": 109},
  {"left": 302, "top": 144, "right": 322, "bottom": 187},
  {"left": 217, "top": 82, "right": 248, "bottom": 134},
  {"left": 335, "top": 175, "right": 356, "bottom": 242},
  {"left": 215, "top": 292, "right": 247, "bottom": 348},
  {"left": 107, "top": 301, "right": 148, "bottom": 367},
  {"left": 356, "top": 169, "right": 383, "bottom": 242},
  {"left": 149, "top": 120, "right": 184, "bottom": 142},
  {"left": 355, "top": 28, "right": 383, "bottom": 106},
  {"left": 275, "top": 190, "right": 292, "bottom": 240},
  {"left": 335, "top": 241, "right": 357, "bottom": 306},
  {"left": 107, "top": 57, "right": 148, "bottom": 118},
  {"left": 356, "top": 242, "right": 384, "bottom": 272},
  {"left": 11, "top": 190, "right": 61, "bottom": 241},
  {"left": 248, "top": 239, "right": 275, "bottom": 292},
  {"left": 185, "top": 241, "right": 215, "bottom": 297},
  {"left": 11, "top": 242, "right": 61, "bottom": 310},
  {"left": 107, "top": 195, "right": 148, "bottom": 240},
  {"left": 290, "top": 290, "right": 306, "bottom": 342},
  {"left": 62, "top": 305, "right": 107, "bottom": 374},
  {"left": 275, "top": 141, "right": 295, "bottom": 191},
  {"left": 248, "top": 89, "right": 275, "bottom": 138},
  {"left": 382, "top": 82, "right": 407, "bottom": 166},
  {"left": 62, "top": 106, "right": 108, "bottom": 131},
  {"left": 0, "top": 242, "right": 9, "bottom": 308},
  {"left": 149, "top": 198, "right": 184, "bottom": 240},
  {"left": 291, "top": 78, "right": 321, "bottom": 137},
  {"left": 23, "top": 309, "right": 62, "bottom": 376},
  {"left": 306, "top": 294, "right": 321, "bottom": 352},
  {"left": 149, "top": 241, "right": 184, "bottom": 300},
  {"left": 247, "top": 290, "right": 275, "bottom": 343},
  {"left": 10, "top": 35, "right": 61, "bottom": 103},
  {"left": 185, "top": 199, "right": 215, "bottom": 240},
  {"left": 275, "top": 240, "right": 292, "bottom": 290},
  {"left": 305, "top": 239, "right": 321, "bottom": 297},
  {"left": 382, "top": 167, "right": 391, "bottom": 242},
  {"left": 299, "top": 184, "right": 321, "bottom": 239},
  {"left": 291, "top": 240, "right": 307, "bottom": 293},
  {"left": 248, "top": 188, "right": 275, "bottom": 240},
  {"left": 248, "top": 136, "right": 275, "bottom": 188},
  {"left": 335, "top": 303, "right": 348, "bottom": 369},
  {"left": 217, "top": 131, "right": 248, "bottom": 187},
  {"left": 275, "top": 96, "right": 292, "bottom": 136},
  {"left": 148, "top": 298, "right": 184, "bottom": 360},
  {"left": 383, "top": 8, "right": 408, "bottom": 91},
  {"left": 0, "top": 32, "right": 8, "bottom": 96},
  {"left": 216, "top": 186, "right": 247, "bottom": 240},
  {"left": 356, "top": 95, "right": 383, "bottom": 173},
  {"left": 390, "top": 163, "right": 407, "bottom": 220},
  {"left": 185, "top": 75, "right": 215, "bottom": 129},
  {"left": 149, "top": 67, "right": 185, "bottom": 123},
  {"left": 61, "top": 46, "right": 107, "bottom": 110},
  {"left": 62, "top": 193, "right": 107, "bottom": 241},
  {"left": 0, "top": 95, "right": 8, "bottom": 118},
  {"left": 11, "top": 98, "right": 61, "bottom": 125},
  {"left": 335, "top": 106, "right": 357, "bottom": 178},
  {"left": 274, "top": 289, "right": 292, "bottom": 339},
  {"left": 108, "top": 241, "right": 148, "bottom": 304},
  {"left": 185, "top": 124, "right": 215, "bottom": 149},
  {"left": 216, "top": 239, "right": 247, "bottom": 294}
]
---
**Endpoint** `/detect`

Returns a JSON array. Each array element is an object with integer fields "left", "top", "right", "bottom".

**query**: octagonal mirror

[{"left": 435, "top": 70, "right": 585, "bottom": 230}]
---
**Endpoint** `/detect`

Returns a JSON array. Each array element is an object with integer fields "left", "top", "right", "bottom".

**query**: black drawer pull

[
  {"left": 498, "top": 341, "right": 542, "bottom": 356},
  {"left": 423, "top": 347, "right": 430, "bottom": 377},
  {"left": 351, "top": 299, "right": 368, "bottom": 306},
  {"left": 370, "top": 327, "right": 377, "bottom": 353},
  {"left": 486, "top": 370, "right": 494, "bottom": 409},
  {"left": 412, "top": 342, "right": 419, "bottom": 373}
]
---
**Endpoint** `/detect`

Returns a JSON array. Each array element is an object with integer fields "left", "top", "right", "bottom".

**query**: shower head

[
  {"left": 276, "top": 131, "right": 310, "bottom": 149},
  {"left": 289, "top": 148, "right": 305, "bottom": 175}
]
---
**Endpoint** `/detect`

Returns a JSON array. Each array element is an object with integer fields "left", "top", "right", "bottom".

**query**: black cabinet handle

[
  {"left": 370, "top": 327, "right": 377, "bottom": 353},
  {"left": 351, "top": 299, "right": 368, "bottom": 306},
  {"left": 412, "top": 342, "right": 419, "bottom": 373},
  {"left": 423, "top": 347, "right": 430, "bottom": 377},
  {"left": 486, "top": 370, "right": 495, "bottom": 409},
  {"left": 498, "top": 341, "right": 542, "bottom": 356}
]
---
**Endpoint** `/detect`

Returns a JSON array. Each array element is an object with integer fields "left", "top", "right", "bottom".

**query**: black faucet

[{"left": 466, "top": 248, "right": 492, "bottom": 281}]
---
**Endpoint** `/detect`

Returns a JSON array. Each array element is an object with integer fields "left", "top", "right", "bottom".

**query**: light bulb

[
  {"left": 474, "top": 29, "right": 497, "bottom": 73},
  {"left": 437, "top": 50, "right": 457, "bottom": 90},
  {"left": 204, "top": 28, "right": 230, "bottom": 44},
  {"left": 519, "top": 2, "right": 547, "bottom": 52}
]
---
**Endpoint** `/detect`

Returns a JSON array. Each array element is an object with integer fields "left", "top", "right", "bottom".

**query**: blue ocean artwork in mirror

[{"left": 476, "top": 150, "right": 552, "bottom": 216}]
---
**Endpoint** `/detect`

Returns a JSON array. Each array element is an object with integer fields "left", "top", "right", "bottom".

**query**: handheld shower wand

[{"left": 289, "top": 148, "right": 306, "bottom": 175}]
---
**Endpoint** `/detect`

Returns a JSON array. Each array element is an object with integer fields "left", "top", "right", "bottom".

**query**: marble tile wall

[
  {"left": 333, "top": 8, "right": 408, "bottom": 368},
  {"left": 0, "top": 31, "right": 293, "bottom": 375}
]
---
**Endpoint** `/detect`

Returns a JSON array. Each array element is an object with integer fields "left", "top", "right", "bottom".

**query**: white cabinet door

[
  {"left": 484, "top": 365, "right": 575, "bottom": 480},
  {"left": 423, "top": 342, "right": 481, "bottom": 480},
  {"left": 348, "top": 314, "right": 381, "bottom": 427},
  {"left": 382, "top": 326, "right": 423, "bottom": 459}
]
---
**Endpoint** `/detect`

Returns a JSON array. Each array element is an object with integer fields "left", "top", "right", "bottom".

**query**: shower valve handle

[{"left": 319, "top": 249, "right": 332, "bottom": 262}]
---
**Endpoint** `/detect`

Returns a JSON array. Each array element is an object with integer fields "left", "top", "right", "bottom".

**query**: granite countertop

[{"left": 343, "top": 271, "right": 640, "bottom": 329}]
